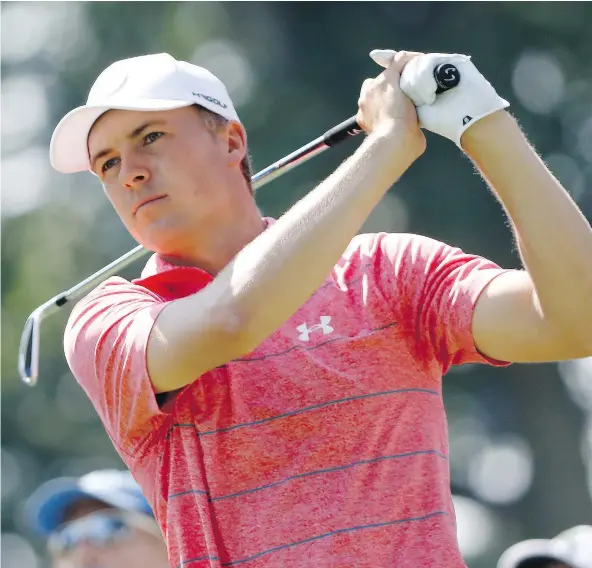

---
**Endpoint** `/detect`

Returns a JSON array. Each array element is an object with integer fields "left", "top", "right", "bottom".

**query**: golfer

[{"left": 49, "top": 49, "right": 592, "bottom": 567}]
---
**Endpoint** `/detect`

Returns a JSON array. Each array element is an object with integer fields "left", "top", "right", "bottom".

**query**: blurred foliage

[{"left": 2, "top": 3, "right": 592, "bottom": 567}]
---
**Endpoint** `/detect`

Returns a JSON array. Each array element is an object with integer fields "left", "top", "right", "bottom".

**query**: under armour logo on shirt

[{"left": 297, "top": 316, "right": 334, "bottom": 341}]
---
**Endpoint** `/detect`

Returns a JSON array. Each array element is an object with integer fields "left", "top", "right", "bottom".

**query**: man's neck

[{"left": 160, "top": 216, "right": 267, "bottom": 275}]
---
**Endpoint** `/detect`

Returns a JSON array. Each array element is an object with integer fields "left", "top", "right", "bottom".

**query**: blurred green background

[{"left": 2, "top": 2, "right": 592, "bottom": 567}]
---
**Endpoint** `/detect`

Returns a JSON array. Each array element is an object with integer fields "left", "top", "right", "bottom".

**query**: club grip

[
  {"left": 323, "top": 64, "right": 461, "bottom": 145},
  {"left": 323, "top": 116, "right": 362, "bottom": 147},
  {"left": 434, "top": 63, "right": 460, "bottom": 94}
]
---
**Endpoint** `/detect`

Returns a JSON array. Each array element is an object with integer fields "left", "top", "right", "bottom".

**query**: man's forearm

[
  {"left": 463, "top": 111, "right": 592, "bottom": 347},
  {"left": 218, "top": 127, "right": 420, "bottom": 348}
]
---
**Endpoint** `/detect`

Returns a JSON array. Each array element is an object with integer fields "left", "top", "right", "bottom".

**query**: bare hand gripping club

[{"left": 18, "top": 63, "right": 460, "bottom": 386}]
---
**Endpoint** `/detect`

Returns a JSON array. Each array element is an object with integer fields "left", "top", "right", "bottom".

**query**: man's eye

[
  {"left": 143, "top": 131, "right": 163, "bottom": 145},
  {"left": 101, "top": 157, "right": 120, "bottom": 173}
]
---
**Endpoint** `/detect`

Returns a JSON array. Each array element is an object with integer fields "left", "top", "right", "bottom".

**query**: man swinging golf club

[{"left": 49, "top": 49, "right": 592, "bottom": 567}]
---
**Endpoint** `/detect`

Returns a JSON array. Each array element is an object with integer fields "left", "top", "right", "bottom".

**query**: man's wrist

[
  {"left": 460, "top": 110, "right": 520, "bottom": 155},
  {"left": 368, "top": 121, "right": 426, "bottom": 162}
]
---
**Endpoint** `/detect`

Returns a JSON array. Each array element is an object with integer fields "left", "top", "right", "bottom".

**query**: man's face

[
  {"left": 87, "top": 106, "right": 249, "bottom": 259},
  {"left": 49, "top": 499, "right": 168, "bottom": 568}
]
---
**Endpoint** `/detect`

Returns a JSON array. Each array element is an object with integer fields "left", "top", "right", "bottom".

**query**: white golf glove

[{"left": 370, "top": 50, "right": 510, "bottom": 148}]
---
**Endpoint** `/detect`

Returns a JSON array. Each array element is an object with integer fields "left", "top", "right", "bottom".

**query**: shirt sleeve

[
  {"left": 365, "top": 232, "right": 512, "bottom": 372},
  {"left": 64, "top": 276, "right": 171, "bottom": 457}
]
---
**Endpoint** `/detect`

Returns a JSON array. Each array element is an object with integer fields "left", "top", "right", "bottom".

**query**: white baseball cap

[
  {"left": 497, "top": 525, "right": 592, "bottom": 568},
  {"left": 50, "top": 53, "right": 240, "bottom": 174}
]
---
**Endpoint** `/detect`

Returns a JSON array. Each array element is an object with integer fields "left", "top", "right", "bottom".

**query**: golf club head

[
  {"left": 16, "top": 115, "right": 365, "bottom": 387},
  {"left": 18, "top": 310, "right": 41, "bottom": 386}
]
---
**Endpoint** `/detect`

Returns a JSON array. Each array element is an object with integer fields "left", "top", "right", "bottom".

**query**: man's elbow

[
  {"left": 210, "top": 308, "right": 261, "bottom": 355},
  {"left": 147, "top": 303, "right": 258, "bottom": 393}
]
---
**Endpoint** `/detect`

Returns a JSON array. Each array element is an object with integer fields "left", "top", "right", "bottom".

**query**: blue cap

[{"left": 26, "top": 469, "right": 153, "bottom": 536}]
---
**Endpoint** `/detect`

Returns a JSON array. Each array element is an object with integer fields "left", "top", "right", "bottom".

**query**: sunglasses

[{"left": 47, "top": 511, "right": 134, "bottom": 555}]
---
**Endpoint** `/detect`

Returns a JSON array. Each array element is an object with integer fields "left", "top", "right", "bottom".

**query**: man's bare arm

[
  {"left": 463, "top": 111, "right": 592, "bottom": 362},
  {"left": 148, "top": 54, "right": 426, "bottom": 393}
]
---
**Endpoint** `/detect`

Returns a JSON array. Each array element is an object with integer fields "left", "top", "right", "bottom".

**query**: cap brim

[
  {"left": 50, "top": 99, "right": 193, "bottom": 174},
  {"left": 25, "top": 478, "right": 103, "bottom": 536},
  {"left": 26, "top": 471, "right": 154, "bottom": 536},
  {"left": 497, "top": 539, "right": 574, "bottom": 568}
]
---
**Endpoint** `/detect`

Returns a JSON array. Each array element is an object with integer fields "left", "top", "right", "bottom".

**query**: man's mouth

[{"left": 134, "top": 195, "right": 167, "bottom": 215}]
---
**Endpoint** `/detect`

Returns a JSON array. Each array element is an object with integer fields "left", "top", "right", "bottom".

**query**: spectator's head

[
  {"left": 26, "top": 469, "right": 168, "bottom": 568},
  {"left": 497, "top": 525, "right": 592, "bottom": 568}
]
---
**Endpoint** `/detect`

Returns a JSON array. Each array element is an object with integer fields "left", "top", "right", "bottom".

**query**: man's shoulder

[
  {"left": 66, "top": 275, "right": 163, "bottom": 332},
  {"left": 63, "top": 274, "right": 167, "bottom": 375}
]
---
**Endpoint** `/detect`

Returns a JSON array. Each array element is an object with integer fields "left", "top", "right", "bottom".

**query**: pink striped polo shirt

[{"left": 65, "top": 227, "right": 509, "bottom": 568}]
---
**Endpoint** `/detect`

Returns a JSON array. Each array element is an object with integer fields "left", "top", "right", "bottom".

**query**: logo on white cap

[{"left": 193, "top": 92, "right": 228, "bottom": 109}]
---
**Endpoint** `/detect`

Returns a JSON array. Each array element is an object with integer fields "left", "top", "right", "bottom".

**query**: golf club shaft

[
  {"left": 18, "top": 59, "right": 464, "bottom": 386},
  {"left": 55, "top": 116, "right": 360, "bottom": 309},
  {"left": 18, "top": 116, "right": 362, "bottom": 386}
]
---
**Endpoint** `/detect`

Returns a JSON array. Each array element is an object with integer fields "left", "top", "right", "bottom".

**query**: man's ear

[{"left": 226, "top": 121, "right": 247, "bottom": 168}]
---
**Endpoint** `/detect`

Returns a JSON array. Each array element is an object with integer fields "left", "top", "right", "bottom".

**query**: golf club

[{"left": 18, "top": 62, "right": 461, "bottom": 386}]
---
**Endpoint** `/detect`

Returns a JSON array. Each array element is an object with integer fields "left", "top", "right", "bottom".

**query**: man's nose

[{"left": 120, "top": 160, "right": 150, "bottom": 190}]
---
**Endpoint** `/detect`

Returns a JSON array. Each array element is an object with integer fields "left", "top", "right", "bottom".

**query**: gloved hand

[{"left": 370, "top": 49, "right": 510, "bottom": 148}]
